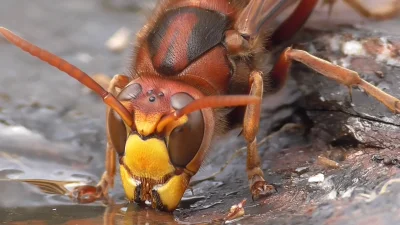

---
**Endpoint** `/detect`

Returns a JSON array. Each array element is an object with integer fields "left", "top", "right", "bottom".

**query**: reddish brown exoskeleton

[{"left": 1, "top": 0, "right": 399, "bottom": 211}]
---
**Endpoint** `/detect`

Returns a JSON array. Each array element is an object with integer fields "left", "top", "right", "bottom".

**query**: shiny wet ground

[{"left": 1, "top": 0, "right": 400, "bottom": 224}]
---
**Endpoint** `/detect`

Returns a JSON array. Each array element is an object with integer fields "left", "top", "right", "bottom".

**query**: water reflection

[
  {"left": 1, "top": 203, "right": 184, "bottom": 225},
  {"left": 106, "top": 204, "right": 179, "bottom": 225},
  {"left": 0, "top": 178, "right": 184, "bottom": 225},
  {"left": 0, "top": 176, "right": 222, "bottom": 224}
]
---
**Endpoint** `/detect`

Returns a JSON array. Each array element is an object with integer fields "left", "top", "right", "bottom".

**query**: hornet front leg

[{"left": 71, "top": 74, "right": 130, "bottom": 203}]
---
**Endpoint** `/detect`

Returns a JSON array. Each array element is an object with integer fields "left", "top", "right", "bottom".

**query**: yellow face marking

[
  {"left": 153, "top": 173, "right": 190, "bottom": 211},
  {"left": 120, "top": 165, "right": 138, "bottom": 201},
  {"left": 134, "top": 111, "right": 163, "bottom": 136},
  {"left": 124, "top": 135, "right": 175, "bottom": 180}
]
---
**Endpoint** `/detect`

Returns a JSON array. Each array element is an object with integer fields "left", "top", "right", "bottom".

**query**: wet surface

[{"left": 1, "top": 0, "right": 400, "bottom": 224}]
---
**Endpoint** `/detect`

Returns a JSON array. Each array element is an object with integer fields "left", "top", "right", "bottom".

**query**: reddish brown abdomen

[{"left": 148, "top": 7, "right": 229, "bottom": 76}]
